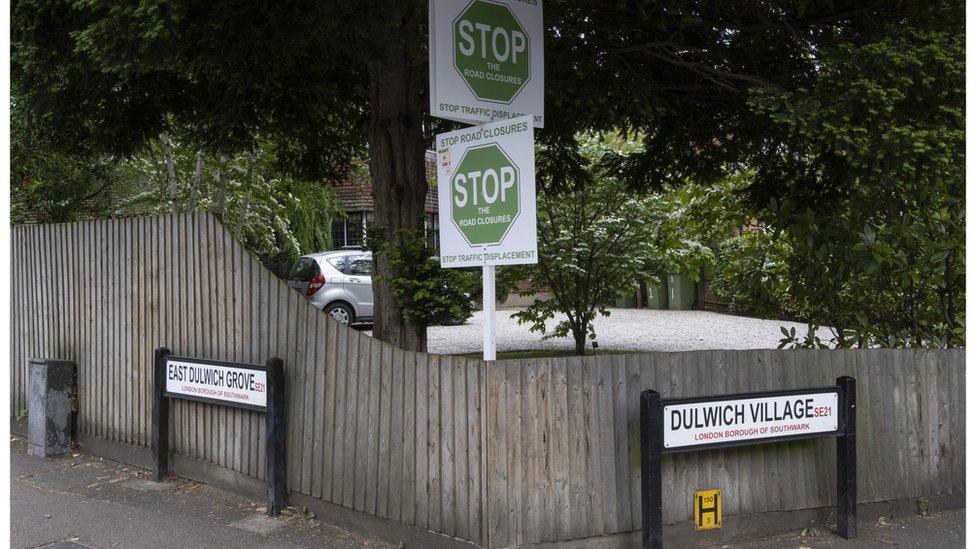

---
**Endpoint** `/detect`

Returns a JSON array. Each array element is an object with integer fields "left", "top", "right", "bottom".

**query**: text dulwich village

[{"left": 670, "top": 397, "right": 833, "bottom": 431}]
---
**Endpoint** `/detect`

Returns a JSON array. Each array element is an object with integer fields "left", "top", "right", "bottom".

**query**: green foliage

[
  {"left": 777, "top": 325, "right": 830, "bottom": 350},
  {"left": 514, "top": 133, "right": 659, "bottom": 354},
  {"left": 644, "top": 172, "right": 755, "bottom": 283},
  {"left": 517, "top": 134, "right": 760, "bottom": 354},
  {"left": 709, "top": 228, "right": 795, "bottom": 318},
  {"left": 113, "top": 134, "right": 345, "bottom": 278},
  {"left": 10, "top": 99, "right": 127, "bottom": 223},
  {"left": 740, "top": 29, "right": 965, "bottom": 348},
  {"left": 369, "top": 228, "right": 475, "bottom": 327}
]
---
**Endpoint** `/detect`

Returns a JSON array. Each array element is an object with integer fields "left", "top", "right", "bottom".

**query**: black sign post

[
  {"left": 152, "top": 347, "right": 287, "bottom": 516},
  {"left": 265, "top": 357, "right": 286, "bottom": 516},
  {"left": 640, "top": 376, "right": 856, "bottom": 548}
]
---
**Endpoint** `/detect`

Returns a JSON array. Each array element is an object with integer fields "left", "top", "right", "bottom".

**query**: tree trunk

[
  {"left": 365, "top": 10, "right": 429, "bottom": 352},
  {"left": 572, "top": 324, "right": 587, "bottom": 355}
]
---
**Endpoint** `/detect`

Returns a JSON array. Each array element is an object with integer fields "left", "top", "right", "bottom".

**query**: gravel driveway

[{"left": 426, "top": 308, "right": 834, "bottom": 355}]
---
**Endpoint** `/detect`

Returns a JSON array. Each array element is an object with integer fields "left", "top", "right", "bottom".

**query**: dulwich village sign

[
  {"left": 640, "top": 377, "right": 858, "bottom": 548},
  {"left": 430, "top": 0, "right": 545, "bottom": 128},
  {"left": 663, "top": 388, "right": 840, "bottom": 450}
]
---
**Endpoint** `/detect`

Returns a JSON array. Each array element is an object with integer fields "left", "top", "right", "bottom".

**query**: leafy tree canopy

[
  {"left": 718, "top": 28, "right": 965, "bottom": 347},
  {"left": 14, "top": 0, "right": 957, "bottom": 182}
]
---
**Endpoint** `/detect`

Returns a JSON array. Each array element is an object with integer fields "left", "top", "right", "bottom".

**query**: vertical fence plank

[
  {"left": 439, "top": 355, "right": 456, "bottom": 537},
  {"left": 376, "top": 343, "right": 394, "bottom": 518},
  {"left": 353, "top": 333, "right": 371, "bottom": 511},
  {"left": 327, "top": 319, "right": 345, "bottom": 500},
  {"left": 428, "top": 353, "right": 443, "bottom": 533},
  {"left": 550, "top": 357, "right": 571, "bottom": 540},
  {"left": 414, "top": 351, "right": 430, "bottom": 529},
  {"left": 520, "top": 359, "right": 540, "bottom": 543},
  {"left": 388, "top": 347, "right": 405, "bottom": 522},
  {"left": 400, "top": 350, "right": 417, "bottom": 526},
  {"left": 564, "top": 356, "right": 585, "bottom": 542},
  {"left": 451, "top": 356, "right": 468, "bottom": 538},
  {"left": 365, "top": 337, "right": 382, "bottom": 515},
  {"left": 487, "top": 360, "right": 508, "bottom": 547},
  {"left": 582, "top": 356, "right": 606, "bottom": 535}
]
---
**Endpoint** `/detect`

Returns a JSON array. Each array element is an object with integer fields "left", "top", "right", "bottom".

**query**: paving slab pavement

[
  {"left": 12, "top": 435, "right": 963, "bottom": 548},
  {"left": 716, "top": 508, "right": 965, "bottom": 548},
  {"left": 10, "top": 435, "right": 393, "bottom": 549}
]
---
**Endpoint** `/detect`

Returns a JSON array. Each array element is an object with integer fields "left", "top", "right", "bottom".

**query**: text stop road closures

[
  {"left": 430, "top": 0, "right": 544, "bottom": 128},
  {"left": 437, "top": 115, "right": 538, "bottom": 268}
]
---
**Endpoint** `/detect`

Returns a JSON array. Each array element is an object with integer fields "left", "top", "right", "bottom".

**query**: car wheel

[{"left": 326, "top": 303, "right": 354, "bottom": 325}]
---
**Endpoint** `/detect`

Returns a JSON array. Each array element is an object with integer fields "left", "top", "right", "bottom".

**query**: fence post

[
  {"left": 152, "top": 347, "right": 171, "bottom": 482},
  {"left": 640, "top": 389, "right": 663, "bottom": 549},
  {"left": 836, "top": 375, "right": 857, "bottom": 539},
  {"left": 266, "top": 357, "right": 286, "bottom": 516}
]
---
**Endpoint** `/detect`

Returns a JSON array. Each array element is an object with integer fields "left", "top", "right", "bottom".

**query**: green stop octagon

[
  {"left": 450, "top": 144, "right": 521, "bottom": 246},
  {"left": 453, "top": 0, "right": 531, "bottom": 104}
]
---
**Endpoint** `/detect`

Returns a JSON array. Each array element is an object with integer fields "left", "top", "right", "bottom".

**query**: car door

[{"left": 343, "top": 254, "right": 374, "bottom": 318}]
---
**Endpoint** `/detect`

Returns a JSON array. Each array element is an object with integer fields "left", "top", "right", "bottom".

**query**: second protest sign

[{"left": 437, "top": 115, "right": 538, "bottom": 269}]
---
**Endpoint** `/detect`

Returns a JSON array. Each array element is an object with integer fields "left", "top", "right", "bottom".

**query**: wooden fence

[
  {"left": 11, "top": 214, "right": 965, "bottom": 548},
  {"left": 485, "top": 349, "right": 964, "bottom": 546},
  {"left": 10, "top": 214, "right": 487, "bottom": 545}
]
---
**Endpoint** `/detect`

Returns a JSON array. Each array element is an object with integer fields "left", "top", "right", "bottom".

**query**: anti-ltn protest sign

[
  {"left": 429, "top": 0, "right": 544, "bottom": 128},
  {"left": 437, "top": 115, "right": 538, "bottom": 268}
]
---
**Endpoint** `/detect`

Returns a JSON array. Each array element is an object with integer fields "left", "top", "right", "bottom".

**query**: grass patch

[{"left": 456, "top": 348, "right": 635, "bottom": 360}]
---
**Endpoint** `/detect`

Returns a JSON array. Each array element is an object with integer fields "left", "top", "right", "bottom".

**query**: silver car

[{"left": 287, "top": 250, "right": 374, "bottom": 325}]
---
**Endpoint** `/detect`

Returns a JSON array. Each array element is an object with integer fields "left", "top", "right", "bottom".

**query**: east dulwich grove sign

[
  {"left": 430, "top": 0, "right": 545, "bottom": 128},
  {"left": 437, "top": 116, "right": 538, "bottom": 268}
]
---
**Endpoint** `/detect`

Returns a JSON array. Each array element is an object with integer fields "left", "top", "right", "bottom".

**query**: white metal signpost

[
  {"left": 435, "top": 116, "right": 538, "bottom": 360},
  {"left": 429, "top": 0, "right": 545, "bottom": 128}
]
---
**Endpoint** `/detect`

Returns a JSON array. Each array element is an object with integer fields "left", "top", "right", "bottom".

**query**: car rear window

[
  {"left": 288, "top": 258, "right": 321, "bottom": 281},
  {"left": 326, "top": 256, "right": 347, "bottom": 272}
]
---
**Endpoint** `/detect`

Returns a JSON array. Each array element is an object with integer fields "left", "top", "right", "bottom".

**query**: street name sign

[
  {"left": 640, "top": 378, "right": 858, "bottom": 549},
  {"left": 436, "top": 115, "right": 538, "bottom": 268},
  {"left": 153, "top": 349, "right": 287, "bottom": 516},
  {"left": 430, "top": 0, "right": 545, "bottom": 128},
  {"left": 662, "top": 388, "right": 840, "bottom": 451},
  {"left": 164, "top": 357, "right": 268, "bottom": 410}
]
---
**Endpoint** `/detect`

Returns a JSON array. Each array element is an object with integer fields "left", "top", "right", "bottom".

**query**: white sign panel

[
  {"left": 430, "top": 0, "right": 545, "bottom": 128},
  {"left": 663, "top": 391, "right": 839, "bottom": 450},
  {"left": 166, "top": 358, "right": 267, "bottom": 409},
  {"left": 437, "top": 115, "right": 538, "bottom": 268}
]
